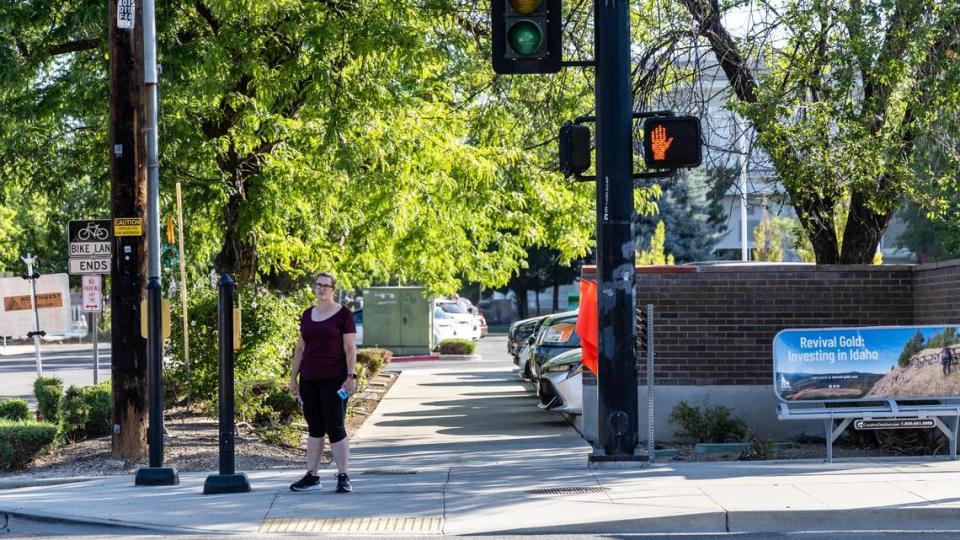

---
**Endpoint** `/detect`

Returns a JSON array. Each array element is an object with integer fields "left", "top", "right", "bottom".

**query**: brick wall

[
  {"left": 914, "top": 260, "right": 960, "bottom": 325},
  {"left": 585, "top": 263, "right": 927, "bottom": 385}
]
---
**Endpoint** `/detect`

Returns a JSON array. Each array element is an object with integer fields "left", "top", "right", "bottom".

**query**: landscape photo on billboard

[{"left": 773, "top": 326, "right": 960, "bottom": 401}]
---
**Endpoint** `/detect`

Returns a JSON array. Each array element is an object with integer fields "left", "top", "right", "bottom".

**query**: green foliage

[
  {"left": 59, "top": 383, "right": 111, "bottom": 443},
  {"left": 168, "top": 281, "right": 302, "bottom": 403},
  {"left": 357, "top": 348, "right": 392, "bottom": 376},
  {"left": 636, "top": 221, "right": 675, "bottom": 265},
  {"left": 926, "top": 328, "right": 960, "bottom": 350},
  {"left": 635, "top": 170, "right": 726, "bottom": 263},
  {"left": 898, "top": 330, "right": 927, "bottom": 367},
  {"left": 669, "top": 401, "right": 749, "bottom": 443},
  {"left": 436, "top": 338, "right": 477, "bottom": 355},
  {"left": 740, "top": 433, "right": 778, "bottom": 461},
  {"left": 0, "top": 420, "right": 58, "bottom": 471},
  {"left": 0, "top": 399, "right": 30, "bottom": 422},
  {"left": 33, "top": 376, "right": 63, "bottom": 424},
  {"left": 753, "top": 215, "right": 795, "bottom": 262}
]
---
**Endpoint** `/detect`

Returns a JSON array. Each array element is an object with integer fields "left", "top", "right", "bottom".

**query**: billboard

[
  {"left": 774, "top": 325, "right": 960, "bottom": 402},
  {"left": 0, "top": 274, "right": 72, "bottom": 337}
]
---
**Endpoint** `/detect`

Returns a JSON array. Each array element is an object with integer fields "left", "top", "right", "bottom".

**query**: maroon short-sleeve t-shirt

[{"left": 299, "top": 305, "right": 356, "bottom": 380}]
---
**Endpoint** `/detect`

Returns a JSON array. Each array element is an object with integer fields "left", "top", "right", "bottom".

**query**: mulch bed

[{"left": 1, "top": 370, "right": 399, "bottom": 479}]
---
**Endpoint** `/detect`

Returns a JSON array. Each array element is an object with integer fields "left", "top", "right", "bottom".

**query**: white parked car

[
  {"left": 537, "top": 348, "right": 583, "bottom": 415},
  {"left": 435, "top": 300, "right": 481, "bottom": 341},
  {"left": 433, "top": 307, "right": 458, "bottom": 346}
]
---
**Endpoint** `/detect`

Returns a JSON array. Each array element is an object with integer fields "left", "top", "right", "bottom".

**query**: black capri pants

[{"left": 299, "top": 374, "right": 348, "bottom": 443}]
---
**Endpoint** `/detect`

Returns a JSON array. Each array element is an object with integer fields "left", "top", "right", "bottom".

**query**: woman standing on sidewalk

[{"left": 288, "top": 271, "right": 358, "bottom": 493}]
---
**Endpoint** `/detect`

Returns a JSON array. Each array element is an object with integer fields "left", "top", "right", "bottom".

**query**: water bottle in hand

[{"left": 337, "top": 388, "right": 349, "bottom": 400}]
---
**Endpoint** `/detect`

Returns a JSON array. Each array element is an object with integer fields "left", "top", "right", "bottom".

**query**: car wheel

[{"left": 523, "top": 361, "right": 533, "bottom": 382}]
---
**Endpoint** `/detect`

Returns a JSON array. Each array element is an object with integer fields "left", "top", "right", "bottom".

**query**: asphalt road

[{"left": 0, "top": 343, "right": 111, "bottom": 404}]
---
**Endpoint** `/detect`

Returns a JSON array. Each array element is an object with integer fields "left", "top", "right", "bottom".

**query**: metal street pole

[
  {"left": 20, "top": 254, "right": 43, "bottom": 377},
  {"left": 134, "top": 0, "right": 178, "bottom": 486},
  {"left": 592, "top": 0, "right": 639, "bottom": 459},
  {"left": 738, "top": 115, "right": 749, "bottom": 261}
]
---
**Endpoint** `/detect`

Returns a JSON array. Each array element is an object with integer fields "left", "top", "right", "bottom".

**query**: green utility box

[{"left": 361, "top": 286, "right": 434, "bottom": 355}]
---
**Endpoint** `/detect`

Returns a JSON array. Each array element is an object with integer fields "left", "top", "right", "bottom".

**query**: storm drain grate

[
  {"left": 260, "top": 517, "right": 442, "bottom": 534},
  {"left": 526, "top": 486, "right": 608, "bottom": 495},
  {"left": 362, "top": 469, "right": 418, "bottom": 475}
]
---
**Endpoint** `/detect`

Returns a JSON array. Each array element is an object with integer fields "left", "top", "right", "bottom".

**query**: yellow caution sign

[
  {"left": 140, "top": 299, "right": 171, "bottom": 339},
  {"left": 114, "top": 217, "right": 143, "bottom": 237},
  {"left": 233, "top": 306, "right": 242, "bottom": 351}
]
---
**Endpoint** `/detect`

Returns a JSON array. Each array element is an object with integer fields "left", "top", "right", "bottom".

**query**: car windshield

[
  {"left": 434, "top": 308, "right": 451, "bottom": 318},
  {"left": 438, "top": 302, "right": 467, "bottom": 314}
]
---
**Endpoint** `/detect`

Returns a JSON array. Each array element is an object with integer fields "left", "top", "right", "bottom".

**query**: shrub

[
  {"left": 239, "top": 380, "right": 301, "bottom": 426},
  {"left": 669, "top": 401, "right": 749, "bottom": 443},
  {"left": 59, "top": 383, "right": 111, "bottom": 443},
  {"left": 33, "top": 376, "right": 63, "bottom": 424},
  {"left": 437, "top": 338, "right": 476, "bottom": 355},
  {"left": 82, "top": 383, "right": 112, "bottom": 438},
  {"left": 357, "top": 348, "right": 392, "bottom": 376},
  {"left": 0, "top": 420, "right": 58, "bottom": 471},
  {"left": 0, "top": 399, "right": 30, "bottom": 422},
  {"left": 60, "top": 386, "right": 90, "bottom": 443},
  {"left": 168, "top": 281, "right": 304, "bottom": 403}
]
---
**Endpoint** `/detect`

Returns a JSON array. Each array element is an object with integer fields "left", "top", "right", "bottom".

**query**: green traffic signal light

[{"left": 507, "top": 21, "right": 543, "bottom": 56}]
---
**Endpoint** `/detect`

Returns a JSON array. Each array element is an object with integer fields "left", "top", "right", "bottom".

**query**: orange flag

[{"left": 574, "top": 279, "right": 598, "bottom": 375}]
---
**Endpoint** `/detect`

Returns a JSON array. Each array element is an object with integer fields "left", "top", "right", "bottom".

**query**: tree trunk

[
  {"left": 792, "top": 193, "right": 841, "bottom": 264},
  {"left": 214, "top": 191, "right": 258, "bottom": 283},
  {"left": 552, "top": 260, "right": 560, "bottom": 312},
  {"left": 514, "top": 287, "right": 528, "bottom": 320},
  {"left": 109, "top": 0, "right": 148, "bottom": 460},
  {"left": 840, "top": 189, "right": 893, "bottom": 264}
]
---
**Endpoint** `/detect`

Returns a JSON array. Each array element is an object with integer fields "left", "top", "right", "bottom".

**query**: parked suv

[{"left": 527, "top": 311, "right": 580, "bottom": 394}]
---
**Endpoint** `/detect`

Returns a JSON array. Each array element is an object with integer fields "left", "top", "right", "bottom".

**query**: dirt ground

[{"left": 2, "top": 371, "right": 399, "bottom": 479}]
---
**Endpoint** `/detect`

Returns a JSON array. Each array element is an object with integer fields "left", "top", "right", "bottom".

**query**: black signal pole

[{"left": 591, "top": 0, "right": 639, "bottom": 460}]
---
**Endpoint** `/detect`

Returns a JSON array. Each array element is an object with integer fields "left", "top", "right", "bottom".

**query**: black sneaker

[
  {"left": 290, "top": 472, "right": 321, "bottom": 492},
  {"left": 335, "top": 473, "right": 352, "bottom": 493}
]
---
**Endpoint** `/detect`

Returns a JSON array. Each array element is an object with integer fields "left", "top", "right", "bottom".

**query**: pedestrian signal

[
  {"left": 641, "top": 116, "right": 702, "bottom": 169},
  {"left": 491, "top": 0, "right": 562, "bottom": 74}
]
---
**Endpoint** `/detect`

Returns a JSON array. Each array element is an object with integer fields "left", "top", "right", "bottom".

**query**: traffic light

[
  {"left": 559, "top": 122, "right": 591, "bottom": 177},
  {"left": 492, "top": 0, "right": 562, "bottom": 74},
  {"left": 641, "top": 116, "right": 702, "bottom": 169}
]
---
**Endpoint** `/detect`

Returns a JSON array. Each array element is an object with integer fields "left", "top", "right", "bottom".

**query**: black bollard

[
  {"left": 203, "top": 273, "right": 251, "bottom": 495},
  {"left": 135, "top": 277, "right": 179, "bottom": 486}
]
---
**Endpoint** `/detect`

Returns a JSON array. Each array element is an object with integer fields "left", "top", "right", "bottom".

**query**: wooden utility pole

[{"left": 109, "top": 0, "right": 148, "bottom": 460}]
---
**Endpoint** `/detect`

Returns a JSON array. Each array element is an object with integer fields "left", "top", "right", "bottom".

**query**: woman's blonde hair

[{"left": 314, "top": 271, "right": 336, "bottom": 287}]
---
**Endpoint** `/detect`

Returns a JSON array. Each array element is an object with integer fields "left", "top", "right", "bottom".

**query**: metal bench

[{"left": 778, "top": 399, "right": 960, "bottom": 462}]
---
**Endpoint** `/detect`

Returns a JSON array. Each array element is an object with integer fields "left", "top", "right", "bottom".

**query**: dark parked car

[
  {"left": 507, "top": 315, "right": 547, "bottom": 364},
  {"left": 527, "top": 311, "right": 580, "bottom": 396}
]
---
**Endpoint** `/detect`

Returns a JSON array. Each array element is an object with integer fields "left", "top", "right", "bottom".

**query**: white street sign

[
  {"left": 70, "top": 242, "right": 111, "bottom": 257},
  {"left": 82, "top": 275, "right": 102, "bottom": 313},
  {"left": 69, "top": 258, "right": 111, "bottom": 275},
  {"left": 117, "top": 0, "right": 135, "bottom": 29}
]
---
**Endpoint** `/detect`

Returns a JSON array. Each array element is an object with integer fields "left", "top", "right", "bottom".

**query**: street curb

[
  {"left": 0, "top": 508, "right": 211, "bottom": 535},
  {"left": 391, "top": 355, "right": 441, "bottom": 362},
  {"left": 476, "top": 507, "right": 960, "bottom": 535},
  {"left": 0, "top": 476, "right": 100, "bottom": 490}
]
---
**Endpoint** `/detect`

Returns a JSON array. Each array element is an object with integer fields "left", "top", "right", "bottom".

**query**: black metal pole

[
  {"left": 135, "top": 277, "right": 179, "bottom": 485},
  {"left": 147, "top": 277, "right": 163, "bottom": 466},
  {"left": 218, "top": 273, "right": 235, "bottom": 475},
  {"left": 203, "top": 273, "right": 250, "bottom": 495},
  {"left": 592, "top": 0, "right": 639, "bottom": 458}
]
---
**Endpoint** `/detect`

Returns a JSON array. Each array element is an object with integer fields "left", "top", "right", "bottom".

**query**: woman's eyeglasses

[{"left": 314, "top": 283, "right": 334, "bottom": 290}]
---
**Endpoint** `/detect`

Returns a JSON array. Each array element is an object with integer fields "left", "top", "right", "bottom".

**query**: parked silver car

[{"left": 537, "top": 348, "right": 583, "bottom": 414}]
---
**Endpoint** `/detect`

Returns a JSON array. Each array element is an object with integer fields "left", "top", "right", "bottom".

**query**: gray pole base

[
  {"left": 134, "top": 467, "right": 179, "bottom": 486},
  {"left": 203, "top": 473, "right": 252, "bottom": 495}
]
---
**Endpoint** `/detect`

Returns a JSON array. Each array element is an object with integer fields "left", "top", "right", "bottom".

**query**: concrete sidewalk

[{"left": 3, "top": 337, "right": 960, "bottom": 535}]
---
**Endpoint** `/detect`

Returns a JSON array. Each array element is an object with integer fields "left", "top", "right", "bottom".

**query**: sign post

[
  {"left": 82, "top": 275, "right": 103, "bottom": 384},
  {"left": 19, "top": 254, "right": 43, "bottom": 377}
]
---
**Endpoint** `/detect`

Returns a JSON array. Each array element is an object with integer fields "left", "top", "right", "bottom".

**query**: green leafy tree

[
  {"left": 898, "top": 329, "right": 926, "bottom": 367},
  {"left": 637, "top": 221, "right": 675, "bottom": 265},
  {"left": 647, "top": 0, "right": 960, "bottom": 263}
]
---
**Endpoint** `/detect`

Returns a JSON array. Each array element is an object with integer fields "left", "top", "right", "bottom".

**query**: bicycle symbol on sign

[{"left": 77, "top": 222, "right": 109, "bottom": 241}]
